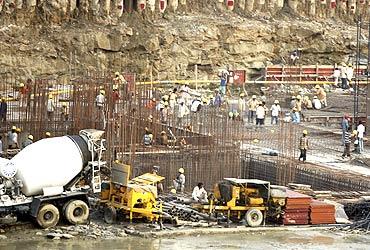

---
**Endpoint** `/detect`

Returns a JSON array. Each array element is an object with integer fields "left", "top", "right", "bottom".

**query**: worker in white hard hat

[
  {"left": 247, "top": 95, "right": 258, "bottom": 124},
  {"left": 192, "top": 182, "right": 208, "bottom": 203},
  {"left": 298, "top": 130, "right": 309, "bottom": 162},
  {"left": 7, "top": 126, "right": 18, "bottom": 149},
  {"left": 22, "top": 134, "right": 34, "bottom": 149},
  {"left": 270, "top": 100, "right": 281, "bottom": 125},
  {"left": 46, "top": 94, "right": 56, "bottom": 121},
  {"left": 45, "top": 132, "right": 51, "bottom": 138},
  {"left": 173, "top": 168, "right": 185, "bottom": 193}
]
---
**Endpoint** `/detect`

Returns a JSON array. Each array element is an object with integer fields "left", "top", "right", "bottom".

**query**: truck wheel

[
  {"left": 64, "top": 200, "right": 89, "bottom": 225},
  {"left": 245, "top": 209, "right": 263, "bottom": 227},
  {"left": 36, "top": 204, "right": 60, "bottom": 229},
  {"left": 104, "top": 206, "right": 117, "bottom": 224}
]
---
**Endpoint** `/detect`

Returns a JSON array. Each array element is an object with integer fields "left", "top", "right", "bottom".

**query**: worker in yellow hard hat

[
  {"left": 22, "top": 134, "right": 34, "bottom": 149},
  {"left": 173, "top": 168, "right": 185, "bottom": 193},
  {"left": 299, "top": 130, "right": 309, "bottom": 162}
]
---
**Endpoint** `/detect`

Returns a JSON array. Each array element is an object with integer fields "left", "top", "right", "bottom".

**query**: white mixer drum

[{"left": 12, "top": 136, "right": 85, "bottom": 196}]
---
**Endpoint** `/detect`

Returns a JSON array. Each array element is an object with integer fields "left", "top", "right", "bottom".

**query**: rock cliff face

[{"left": 0, "top": 0, "right": 366, "bottom": 80}]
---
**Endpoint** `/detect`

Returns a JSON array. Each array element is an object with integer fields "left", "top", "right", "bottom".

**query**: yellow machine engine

[{"left": 100, "top": 162, "right": 165, "bottom": 223}]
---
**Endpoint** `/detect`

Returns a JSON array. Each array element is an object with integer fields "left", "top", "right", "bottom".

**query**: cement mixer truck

[{"left": 0, "top": 129, "right": 106, "bottom": 228}]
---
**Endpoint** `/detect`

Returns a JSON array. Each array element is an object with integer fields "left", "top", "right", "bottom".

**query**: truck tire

[
  {"left": 104, "top": 206, "right": 117, "bottom": 224},
  {"left": 64, "top": 200, "right": 89, "bottom": 225},
  {"left": 245, "top": 209, "right": 263, "bottom": 227},
  {"left": 36, "top": 204, "right": 60, "bottom": 229}
]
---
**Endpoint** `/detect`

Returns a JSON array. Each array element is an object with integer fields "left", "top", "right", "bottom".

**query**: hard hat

[
  {"left": 178, "top": 168, "right": 184, "bottom": 174},
  {"left": 11, "top": 126, "right": 16, "bottom": 130},
  {"left": 99, "top": 85, "right": 105, "bottom": 90},
  {"left": 274, "top": 100, "right": 279, "bottom": 104},
  {"left": 100, "top": 90, "right": 105, "bottom": 95},
  {"left": 16, "top": 128, "right": 21, "bottom": 133},
  {"left": 240, "top": 93, "right": 245, "bottom": 97},
  {"left": 296, "top": 95, "right": 302, "bottom": 100},
  {"left": 315, "top": 85, "right": 320, "bottom": 89},
  {"left": 28, "top": 134, "right": 34, "bottom": 140},
  {"left": 115, "top": 71, "right": 120, "bottom": 76},
  {"left": 45, "top": 132, "right": 51, "bottom": 137},
  {"left": 164, "top": 101, "right": 169, "bottom": 106},
  {"left": 228, "top": 111, "right": 234, "bottom": 118},
  {"left": 313, "top": 96, "right": 318, "bottom": 99},
  {"left": 113, "top": 85, "right": 118, "bottom": 90},
  {"left": 19, "top": 83, "right": 25, "bottom": 87},
  {"left": 145, "top": 127, "right": 149, "bottom": 131},
  {"left": 253, "top": 139, "right": 259, "bottom": 143},
  {"left": 170, "top": 189, "right": 177, "bottom": 194},
  {"left": 292, "top": 107, "right": 297, "bottom": 111},
  {"left": 252, "top": 95, "right": 257, "bottom": 99},
  {"left": 62, "top": 102, "right": 67, "bottom": 107},
  {"left": 352, "top": 130, "right": 358, "bottom": 135},
  {"left": 48, "top": 94, "right": 53, "bottom": 99},
  {"left": 303, "top": 130, "right": 308, "bottom": 135},
  {"left": 161, "top": 131, "right": 166, "bottom": 134},
  {"left": 163, "top": 95, "right": 169, "bottom": 101},
  {"left": 152, "top": 98, "right": 156, "bottom": 101},
  {"left": 148, "top": 115, "right": 153, "bottom": 119},
  {"left": 348, "top": 63, "right": 353, "bottom": 67},
  {"left": 291, "top": 96, "right": 296, "bottom": 99}
]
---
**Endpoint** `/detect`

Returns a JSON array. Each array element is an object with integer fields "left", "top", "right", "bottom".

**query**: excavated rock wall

[{"left": 0, "top": 0, "right": 365, "bottom": 80}]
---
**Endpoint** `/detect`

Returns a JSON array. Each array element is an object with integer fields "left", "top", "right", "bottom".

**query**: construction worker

[
  {"left": 315, "top": 85, "right": 327, "bottom": 107},
  {"left": 247, "top": 95, "right": 258, "bottom": 124},
  {"left": 143, "top": 127, "right": 154, "bottom": 146},
  {"left": 357, "top": 121, "right": 365, "bottom": 153},
  {"left": 190, "top": 98, "right": 202, "bottom": 113},
  {"left": 270, "top": 100, "right": 281, "bottom": 125},
  {"left": 114, "top": 71, "right": 126, "bottom": 85},
  {"left": 47, "top": 95, "right": 56, "bottom": 121},
  {"left": 340, "top": 63, "right": 348, "bottom": 89},
  {"left": 238, "top": 93, "right": 246, "bottom": 121},
  {"left": 312, "top": 96, "right": 322, "bottom": 110},
  {"left": 291, "top": 107, "right": 300, "bottom": 124},
  {"left": 290, "top": 96, "right": 297, "bottom": 109},
  {"left": 7, "top": 126, "right": 18, "bottom": 149},
  {"left": 341, "top": 114, "right": 350, "bottom": 146},
  {"left": 290, "top": 50, "right": 299, "bottom": 65},
  {"left": 112, "top": 85, "right": 120, "bottom": 113},
  {"left": 213, "top": 89, "right": 222, "bottom": 108},
  {"left": 333, "top": 67, "right": 340, "bottom": 87},
  {"left": 173, "top": 168, "right": 185, "bottom": 193},
  {"left": 160, "top": 102, "right": 169, "bottom": 124},
  {"left": 177, "top": 101, "right": 190, "bottom": 126},
  {"left": 159, "top": 131, "right": 168, "bottom": 146},
  {"left": 342, "top": 127, "right": 352, "bottom": 159},
  {"left": 302, "top": 96, "right": 313, "bottom": 109},
  {"left": 346, "top": 63, "right": 354, "bottom": 88},
  {"left": 0, "top": 98, "right": 7, "bottom": 123},
  {"left": 219, "top": 69, "right": 228, "bottom": 95},
  {"left": 256, "top": 102, "right": 265, "bottom": 126},
  {"left": 22, "top": 134, "right": 33, "bottom": 149},
  {"left": 96, "top": 90, "right": 106, "bottom": 109},
  {"left": 296, "top": 95, "right": 303, "bottom": 119},
  {"left": 298, "top": 130, "right": 309, "bottom": 162},
  {"left": 169, "top": 88, "right": 178, "bottom": 110},
  {"left": 45, "top": 132, "right": 51, "bottom": 138},
  {"left": 61, "top": 102, "right": 69, "bottom": 121},
  {"left": 152, "top": 166, "right": 164, "bottom": 193},
  {"left": 192, "top": 183, "right": 208, "bottom": 203}
]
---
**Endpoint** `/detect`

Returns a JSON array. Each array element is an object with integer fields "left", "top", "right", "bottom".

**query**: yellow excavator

[{"left": 100, "top": 162, "right": 165, "bottom": 223}]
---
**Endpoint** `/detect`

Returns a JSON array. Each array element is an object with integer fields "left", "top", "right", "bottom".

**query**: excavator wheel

[
  {"left": 64, "top": 200, "right": 89, "bottom": 225},
  {"left": 36, "top": 203, "right": 60, "bottom": 229},
  {"left": 245, "top": 209, "right": 263, "bottom": 227},
  {"left": 104, "top": 206, "right": 117, "bottom": 224}
]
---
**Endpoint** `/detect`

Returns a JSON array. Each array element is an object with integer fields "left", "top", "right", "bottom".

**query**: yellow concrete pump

[{"left": 100, "top": 162, "right": 164, "bottom": 223}]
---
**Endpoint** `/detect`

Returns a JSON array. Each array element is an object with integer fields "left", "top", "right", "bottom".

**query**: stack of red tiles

[
  {"left": 310, "top": 200, "right": 336, "bottom": 225},
  {"left": 283, "top": 190, "right": 312, "bottom": 225}
]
